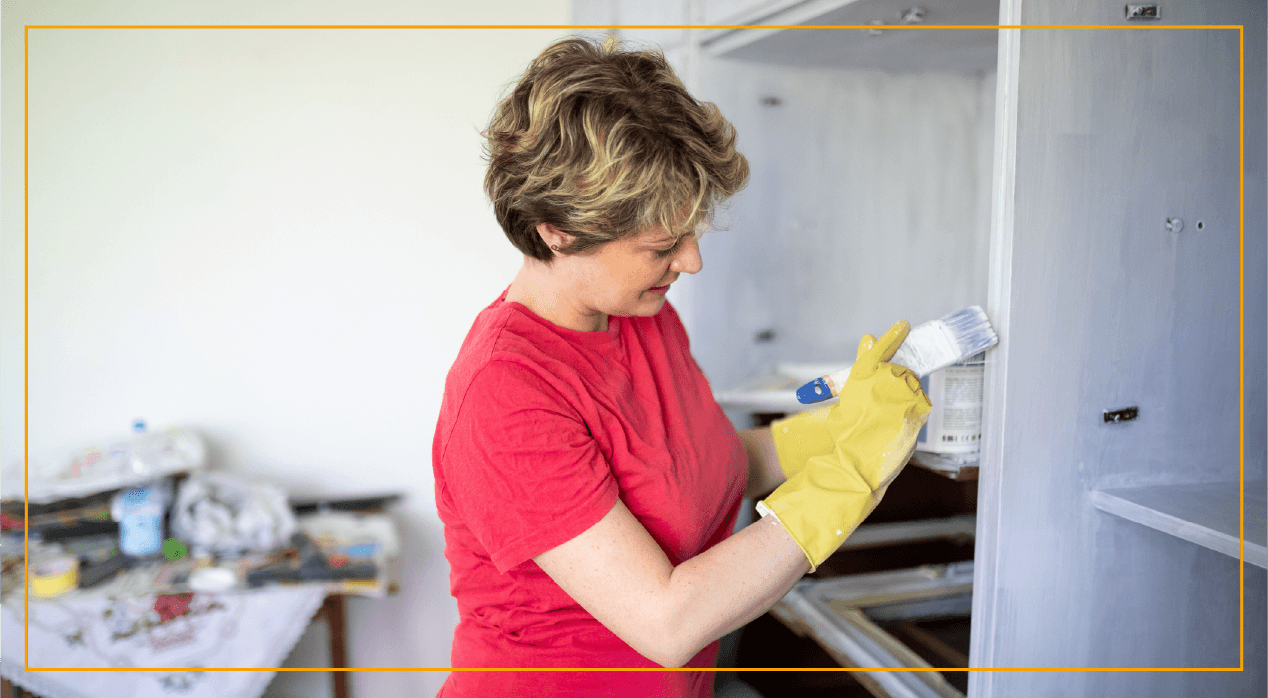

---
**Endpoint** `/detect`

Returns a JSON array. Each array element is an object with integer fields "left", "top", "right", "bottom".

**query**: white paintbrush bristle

[
  {"left": 939, "top": 305, "right": 998, "bottom": 356},
  {"left": 810, "top": 305, "right": 999, "bottom": 403},
  {"left": 890, "top": 305, "right": 998, "bottom": 377}
]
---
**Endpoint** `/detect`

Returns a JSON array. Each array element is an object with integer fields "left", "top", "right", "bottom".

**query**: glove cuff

[{"left": 757, "top": 457, "right": 880, "bottom": 572}]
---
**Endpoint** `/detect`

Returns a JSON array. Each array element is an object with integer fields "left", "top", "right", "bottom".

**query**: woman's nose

[{"left": 670, "top": 235, "right": 703, "bottom": 274}]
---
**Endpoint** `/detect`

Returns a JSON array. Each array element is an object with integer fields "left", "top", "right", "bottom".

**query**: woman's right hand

[{"left": 757, "top": 320, "right": 932, "bottom": 570}]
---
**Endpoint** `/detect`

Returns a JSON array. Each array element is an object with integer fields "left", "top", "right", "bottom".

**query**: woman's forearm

[
  {"left": 534, "top": 499, "right": 809, "bottom": 668},
  {"left": 738, "top": 426, "right": 786, "bottom": 498},
  {"left": 656, "top": 509, "right": 809, "bottom": 665}
]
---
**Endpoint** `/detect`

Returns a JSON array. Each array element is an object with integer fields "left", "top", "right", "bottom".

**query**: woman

[{"left": 432, "top": 36, "right": 930, "bottom": 697}]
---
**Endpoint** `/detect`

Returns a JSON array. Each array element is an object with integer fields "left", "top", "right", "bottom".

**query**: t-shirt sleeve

[{"left": 439, "top": 359, "right": 619, "bottom": 573}]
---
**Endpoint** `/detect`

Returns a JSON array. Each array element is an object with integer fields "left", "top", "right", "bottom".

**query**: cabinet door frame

[{"left": 967, "top": 0, "right": 1020, "bottom": 693}]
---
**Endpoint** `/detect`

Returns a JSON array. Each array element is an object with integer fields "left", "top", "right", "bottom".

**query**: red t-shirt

[{"left": 432, "top": 290, "right": 746, "bottom": 697}]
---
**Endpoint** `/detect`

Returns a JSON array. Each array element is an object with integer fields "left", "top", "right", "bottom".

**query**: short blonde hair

[{"left": 484, "top": 36, "right": 749, "bottom": 261}]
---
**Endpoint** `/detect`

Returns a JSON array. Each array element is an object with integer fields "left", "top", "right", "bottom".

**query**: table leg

[
  {"left": 322, "top": 594, "right": 350, "bottom": 698},
  {"left": 2, "top": 678, "right": 31, "bottom": 698}
]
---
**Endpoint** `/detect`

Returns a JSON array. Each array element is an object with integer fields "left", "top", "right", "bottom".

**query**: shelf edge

[{"left": 1090, "top": 488, "right": 1268, "bottom": 569}]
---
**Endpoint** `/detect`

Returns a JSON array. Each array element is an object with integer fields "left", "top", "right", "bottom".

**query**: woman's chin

[{"left": 610, "top": 296, "right": 667, "bottom": 318}]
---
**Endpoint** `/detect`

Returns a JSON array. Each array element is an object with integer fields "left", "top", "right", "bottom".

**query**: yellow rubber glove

[
  {"left": 770, "top": 404, "right": 835, "bottom": 481},
  {"left": 757, "top": 320, "right": 932, "bottom": 571}
]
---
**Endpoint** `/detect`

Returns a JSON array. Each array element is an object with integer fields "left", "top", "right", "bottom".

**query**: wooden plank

[
  {"left": 773, "top": 587, "right": 964, "bottom": 698},
  {"left": 839, "top": 515, "right": 977, "bottom": 551},
  {"left": 318, "top": 595, "right": 350, "bottom": 698},
  {"left": 865, "top": 593, "right": 974, "bottom": 623},
  {"left": 1091, "top": 483, "right": 1267, "bottom": 569},
  {"left": 894, "top": 621, "right": 970, "bottom": 668},
  {"left": 803, "top": 562, "right": 976, "bottom": 607},
  {"left": 968, "top": 0, "right": 1022, "bottom": 688},
  {"left": 827, "top": 584, "right": 974, "bottom": 611},
  {"left": 769, "top": 564, "right": 975, "bottom": 697},
  {"left": 767, "top": 601, "right": 901, "bottom": 698}
]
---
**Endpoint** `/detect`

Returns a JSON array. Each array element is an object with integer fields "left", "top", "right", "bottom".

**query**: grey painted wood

[
  {"left": 613, "top": 0, "right": 690, "bottom": 51},
  {"left": 581, "top": 2, "right": 1268, "bottom": 691},
  {"left": 699, "top": 0, "right": 804, "bottom": 26},
  {"left": 773, "top": 563, "right": 974, "bottom": 698},
  {"left": 798, "top": 560, "right": 975, "bottom": 607},
  {"left": 839, "top": 514, "right": 977, "bottom": 550},
  {"left": 700, "top": 0, "right": 999, "bottom": 75},
  {"left": 967, "top": 5, "right": 1021, "bottom": 690},
  {"left": 972, "top": 0, "right": 1267, "bottom": 695},
  {"left": 865, "top": 593, "right": 974, "bottom": 622},
  {"left": 686, "top": 59, "right": 995, "bottom": 391},
  {"left": 1091, "top": 483, "right": 1268, "bottom": 568}
]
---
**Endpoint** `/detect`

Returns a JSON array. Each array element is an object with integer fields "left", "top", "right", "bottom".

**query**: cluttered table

[{"left": 1, "top": 427, "right": 401, "bottom": 698}]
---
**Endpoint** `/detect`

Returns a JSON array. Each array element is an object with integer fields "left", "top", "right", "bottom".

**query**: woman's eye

[{"left": 654, "top": 245, "right": 677, "bottom": 259}]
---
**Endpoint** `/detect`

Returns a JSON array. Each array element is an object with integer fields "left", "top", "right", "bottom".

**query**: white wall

[{"left": 1, "top": 2, "right": 570, "bottom": 696}]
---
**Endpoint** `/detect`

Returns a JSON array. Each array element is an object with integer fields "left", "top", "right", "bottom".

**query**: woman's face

[{"left": 557, "top": 224, "right": 704, "bottom": 323}]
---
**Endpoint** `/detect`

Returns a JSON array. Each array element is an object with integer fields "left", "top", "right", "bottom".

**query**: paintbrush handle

[
  {"left": 795, "top": 367, "right": 851, "bottom": 404},
  {"left": 795, "top": 350, "right": 924, "bottom": 405}
]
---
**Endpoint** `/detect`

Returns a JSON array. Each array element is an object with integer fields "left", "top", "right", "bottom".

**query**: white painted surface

[
  {"left": 700, "top": 0, "right": 999, "bottom": 75},
  {"left": 699, "top": 0, "right": 804, "bottom": 26},
  {"left": 1091, "top": 483, "right": 1268, "bottom": 569},
  {"left": 971, "top": 0, "right": 1267, "bottom": 694},
  {"left": 966, "top": 5, "right": 1020, "bottom": 688},
  {"left": 685, "top": 59, "right": 996, "bottom": 392},
  {"left": 586, "top": 2, "right": 1268, "bottom": 692},
  {"left": 613, "top": 0, "right": 689, "bottom": 50},
  {"left": 2, "top": 1, "right": 572, "bottom": 695}
]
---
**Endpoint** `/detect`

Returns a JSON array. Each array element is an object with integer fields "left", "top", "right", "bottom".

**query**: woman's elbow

[
  {"left": 639, "top": 642, "right": 695, "bottom": 669},
  {"left": 630, "top": 617, "right": 710, "bottom": 668}
]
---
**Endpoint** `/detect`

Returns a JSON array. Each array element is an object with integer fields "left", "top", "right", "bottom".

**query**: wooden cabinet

[
  {"left": 575, "top": 1, "right": 1266, "bottom": 695},
  {"left": 971, "top": 2, "right": 1265, "bottom": 696}
]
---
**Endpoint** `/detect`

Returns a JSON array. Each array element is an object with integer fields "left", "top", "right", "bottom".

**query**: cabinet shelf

[
  {"left": 1091, "top": 482, "right": 1267, "bottom": 569},
  {"left": 699, "top": 0, "right": 999, "bottom": 74}
]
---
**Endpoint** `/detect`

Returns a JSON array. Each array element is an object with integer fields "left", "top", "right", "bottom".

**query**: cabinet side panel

[{"left": 977, "top": 1, "right": 1266, "bottom": 696}]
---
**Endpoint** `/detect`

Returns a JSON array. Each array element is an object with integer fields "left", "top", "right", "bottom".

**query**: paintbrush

[{"left": 795, "top": 305, "right": 999, "bottom": 404}]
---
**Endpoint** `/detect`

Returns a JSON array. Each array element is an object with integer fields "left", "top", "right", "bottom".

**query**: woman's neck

[{"left": 504, "top": 257, "right": 608, "bottom": 333}]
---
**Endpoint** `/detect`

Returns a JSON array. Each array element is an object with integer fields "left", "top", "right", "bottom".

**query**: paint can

[
  {"left": 916, "top": 351, "right": 985, "bottom": 460},
  {"left": 31, "top": 555, "right": 79, "bottom": 598}
]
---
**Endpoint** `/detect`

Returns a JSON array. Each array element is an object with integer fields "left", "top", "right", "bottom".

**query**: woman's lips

[{"left": 647, "top": 285, "right": 670, "bottom": 296}]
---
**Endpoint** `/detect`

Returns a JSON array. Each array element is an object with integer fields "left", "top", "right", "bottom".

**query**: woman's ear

[{"left": 535, "top": 222, "right": 574, "bottom": 253}]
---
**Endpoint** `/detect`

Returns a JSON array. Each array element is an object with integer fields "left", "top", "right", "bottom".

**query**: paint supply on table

[
  {"left": 244, "top": 531, "right": 376, "bottom": 587},
  {"left": 78, "top": 552, "right": 133, "bottom": 589},
  {"left": 170, "top": 472, "right": 297, "bottom": 555},
  {"left": 795, "top": 305, "right": 998, "bottom": 404},
  {"left": 111, "top": 480, "right": 172, "bottom": 556},
  {"left": 31, "top": 555, "right": 79, "bottom": 598},
  {"left": 19, "top": 424, "right": 207, "bottom": 505},
  {"left": 188, "top": 566, "right": 237, "bottom": 593}
]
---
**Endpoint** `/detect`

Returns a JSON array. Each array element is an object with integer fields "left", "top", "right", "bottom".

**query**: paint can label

[{"left": 916, "top": 351, "right": 985, "bottom": 458}]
